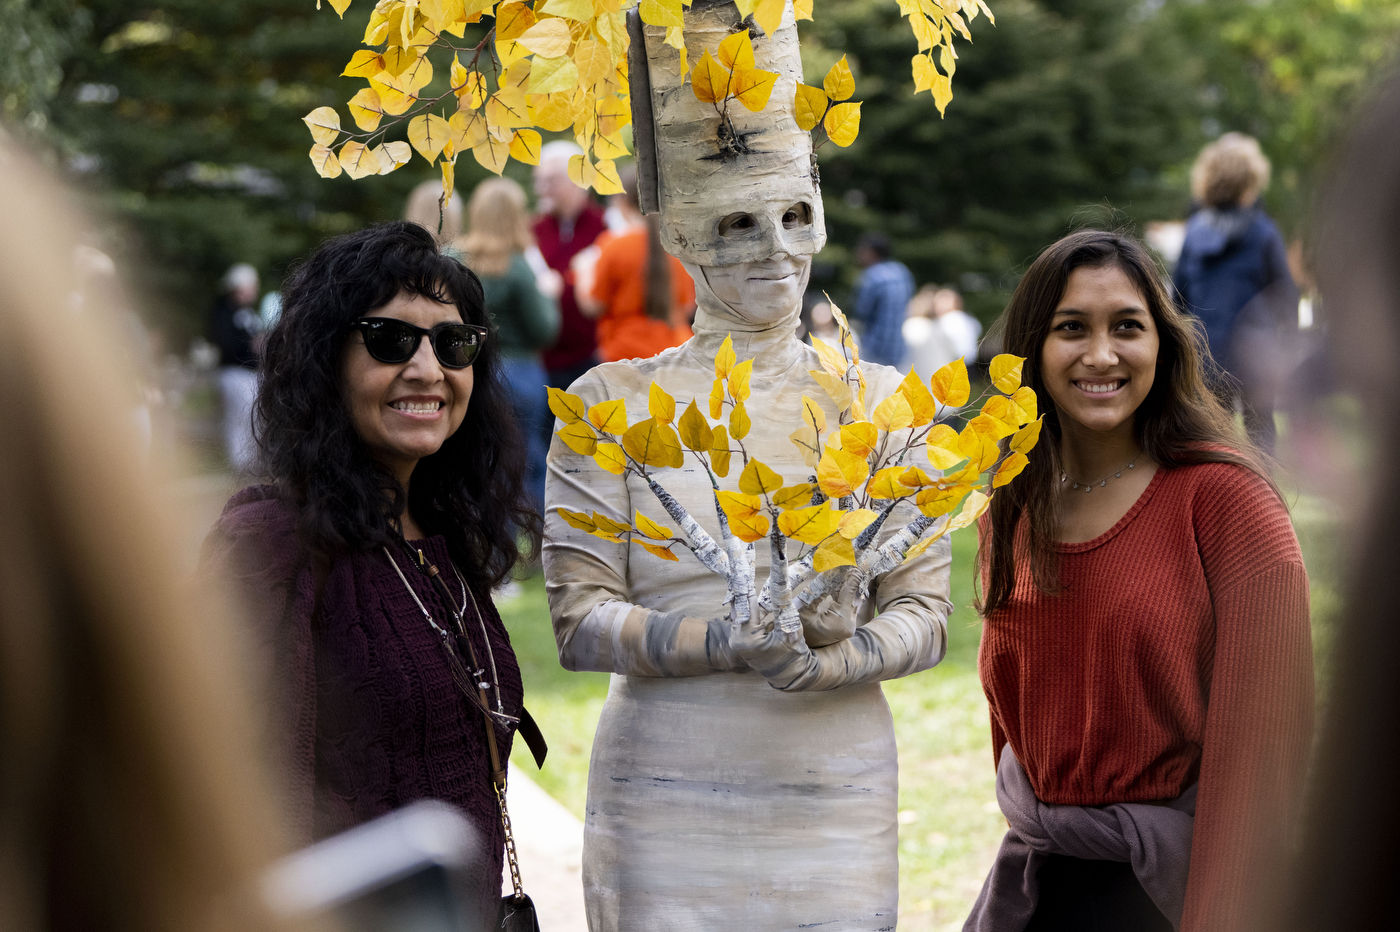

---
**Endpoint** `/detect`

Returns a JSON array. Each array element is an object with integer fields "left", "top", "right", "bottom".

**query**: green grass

[{"left": 501, "top": 513, "right": 1340, "bottom": 932}]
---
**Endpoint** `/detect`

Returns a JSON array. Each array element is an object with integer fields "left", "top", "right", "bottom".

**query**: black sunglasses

[{"left": 348, "top": 317, "right": 488, "bottom": 369}]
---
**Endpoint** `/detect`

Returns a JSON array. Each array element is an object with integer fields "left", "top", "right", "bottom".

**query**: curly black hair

[{"left": 255, "top": 220, "right": 539, "bottom": 587}]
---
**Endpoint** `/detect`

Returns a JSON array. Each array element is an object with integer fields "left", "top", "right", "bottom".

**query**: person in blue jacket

[{"left": 1173, "top": 133, "right": 1298, "bottom": 453}]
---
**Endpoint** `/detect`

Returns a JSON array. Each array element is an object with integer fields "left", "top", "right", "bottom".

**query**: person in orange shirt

[{"left": 575, "top": 165, "right": 695, "bottom": 362}]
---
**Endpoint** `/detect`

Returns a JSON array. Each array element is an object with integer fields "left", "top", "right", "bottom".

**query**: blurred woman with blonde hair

[
  {"left": 1173, "top": 132, "right": 1297, "bottom": 453},
  {"left": 457, "top": 177, "right": 560, "bottom": 510}
]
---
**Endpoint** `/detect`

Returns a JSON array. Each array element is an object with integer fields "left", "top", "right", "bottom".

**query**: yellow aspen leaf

[
  {"left": 911, "top": 53, "right": 936, "bottom": 93},
  {"left": 899, "top": 465, "right": 936, "bottom": 489},
  {"left": 667, "top": 28, "right": 689, "bottom": 77},
  {"left": 364, "top": 5, "right": 392, "bottom": 43},
  {"left": 823, "top": 55, "right": 856, "bottom": 101},
  {"left": 715, "top": 334, "right": 736, "bottom": 379},
  {"left": 557, "top": 420, "right": 598, "bottom": 454},
  {"left": 442, "top": 137, "right": 456, "bottom": 162},
  {"left": 622, "top": 417, "right": 682, "bottom": 467},
  {"left": 990, "top": 354, "right": 1026, "bottom": 394},
  {"left": 810, "top": 336, "right": 848, "bottom": 377},
  {"left": 838, "top": 508, "right": 880, "bottom": 540},
  {"left": 528, "top": 91, "right": 580, "bottom": 131},
  {"left": 567, "top": 152, "right": 596, "bottom": 188},
  {"left": 373, "top": 141, "right": 412, "bottom": 174},
  {"left": 509, "top": 129, "right": 543, "bottom": 165},
  {"left": 794, "top": 0, "right": 813, "bottom": 19},
  {"left": 501, "top": 56, "right": 533, "bottom": 99},
  {"left": 595, "top": 9, "right": 627, "bottom": 63},
  {"left": 979, "top": 395, "right": 1018, "bottom": 431},
  {"left": 931, "top": 72, "right": 952, "bottom": 116},
  {"left": 851, "top": 369, "right": 868, "bottom": 422},
  {"left": 772, "top": 483, "right": 817, "bottom": 510},
  {"left": 898, "top": 369, "right": 937, "bottom": 426},
  {"left": 808, "top": 370, "right": 853, "bottom": 412},
  {"left": 728, "top": 358, "right": 754, "bottom": 402},
  {"left": 593, "top": 442, "right": 627, "bottom": 474},
  {"left": 419, "top": 0, "right": 449, "bottom": 30},
  {"left": 925, "top": 427, "right": 967, "bottom": 470},
  {"left": 339, "top": 141, "right": 380, "bottom": 179},
  {"left": 968, "top": 412, "right": 1015, "bottom": 441},
  {"left": 729, "top": 511, "right": 770, "bottom": 543},
  {"left": 708, "top": 378, "right": 724, "bottom": 419},
  {"left": 729, "top": 401, "right": 751, "bottom": 440},
  {"left": 690, "top": 50, "right": 731, "bottom": 104},
  {"left": 495, "top": 1, "right": 535, "bottom": 40},
  {"left": 739, "top": 458, "right": 785, "bottom": 496},
  {"left": 328, "top": 0, "right": 354, "bottom": 16},
  {"left": 778, "top": 503, "right": 842, "bottom": 544},
  {"left": 734, "top": 0, "right": 760, "bottom": 17},
  {"left": 872, "top": 392, "right": 915, "bottom": 432},
  {"left": 473, "top": 135, "right": 511, "bottom": 174},
  {"left": 823, "top": 101, "right": 862, "bottom": 147},
  {"left": 868, "top": 466, "right": 919, "bottom": 500},
  {"left": 910, "top": 12, "right": 938, "bottom": 51},
  {"left": 594, "top": 131, "right": 629, "bottom": 160},
  {"left": 592, "top": 512, "right": 633, "bottom": 537},
  {"left": 789, "top": 425, "right": 821, "bottom": 468},
  {"left": 752, "top": 0, "right": 784, "bottom": 36},
  {"left": 813, "top": 535, "right": 857, "bottom": 572},
  {"left": 529, "top": 54, "right": 579, "bottom": 94},
  {"left": 793, "top": 83, "right": 829, "bottom": 132},
  {"left": 593, "top": 158, "right": 625, "bottom": 196},
  {"left": 309, "top": 143, "right": 342, "bottom": 178},
  {"left": 903, "top": 528, "right": 945, "bottom": 560},
  {"left": 1009, "top": 386, "right": 1037, "bottom": 425},
  {"left": 574, "top": 37, "right": 613, "bottom": 87},
  {"left": 587, "top": 398, "right": 628, "bottom": 433},
  {"left": 639, "top": 0, "right": 685, "bottom": 27},
  {"left": 958, "top": 423, "right": 1002, "bottom": 472},
  {"left": 396, "top": 54, "right": 434, "bottom": 93},
  {"left": 716, "top": 489, "right": 762, "bottom": 519},
  {"left": 941, "top": 40, "right": 957, "bottom": 79},
  {"left": 930, "top": 357, "right": 970, "bottom": 407},
  {"left": 817, "top": 446, "right": 870, "bottom": 499},
  {"left": 486, "top": 92, "right": 530, "bottom": 129},
  {"left": 678, "top": 400, "right": 712, "bottom": 452},
  {"left": 634, "top": 539, "right": 681, "bottom": 561},
  {"left": 303, "top": 106, "right": 341, "bottom": 145},
  {"left": 916, "top": 485, "right": 962, "bottom": 518},
  {"left": 596, "top": 95, "right": 631, "bottom": 136},
  {"left": 408, "top": 113, "right": 451, "bottom": 162},
  {"left": 948, "top": 490, "right": 990, "bottom": 531},
  {"left": 648, "top": 382, "right": 676, "bottom": 424},
  {"left": 381, "top": 46, "right": 416, "bottom": 78},
  {"left": 635, "top": 510, "right": 672, "bottom": 540},
  {"left": 517, "top": 18, "right": 572, "bottom": 58},
  {"left": 839, "top": 422, "right": 879, "bottom": 458},
  {"left": 542, "top": 0, "right": 594, "bottom": 20},
  {"left": 993, "top": 452, "right": 1029, "bottom": 489},
  {"left": 1010, "top": 416, "right": 1043, "bottom": 455},
  {"left": 800, "top": 394, "right": 827, "bottom": 433},
  {"left": 548, "top": 387, "right": 587, "bottom": 423},
  {"left": 718, "top": 30, "right": 755, "bottom": 72},
  {"left": 369, "top": 78, "right": 415, "bottom": 115},
  {"left": 557, "top": 508, "right": 597, "bottom": 532},
  {"left": 948, "top": 9, "right": 972, "bottom": 40},
  {"left": 440, "top": 158, "right": 454, "bottom": 205},
  {"left": 449, "top": 109, "right": 489, "bottom": 150},
  {"left": 731, "top": 67, "right": 779, "bottom": 112},
  {"left": 711, "top": 426, "right": 731, "bottom": 476},
  {"left": 343, "top": 50, "right": 384, "bottom": 78},
  {"left": 348, "top": 88, "right": 384, "bottom": 131}
]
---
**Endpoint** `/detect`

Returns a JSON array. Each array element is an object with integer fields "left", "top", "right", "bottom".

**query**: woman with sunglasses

[
  {"left": 965, "top": 230, "right": 1312, "bottom": 932},
  {"left": 200, "top": 221, "right": 541, "bottom": 926}
]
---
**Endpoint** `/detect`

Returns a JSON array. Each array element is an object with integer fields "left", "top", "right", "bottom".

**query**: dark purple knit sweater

[{"left": 199, "top": 485, "right": 523, "bottom": 921}]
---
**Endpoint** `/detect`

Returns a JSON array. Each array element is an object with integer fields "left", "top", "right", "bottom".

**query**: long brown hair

[
  {"left": 458, "top": 177, "right": 534, "bottom": 277},
  {"left": 978, "top": 229, "right": 1274, "bottom": 617},
  {"left": 620, "top": 163, "right": 674, "bottom": 322}
]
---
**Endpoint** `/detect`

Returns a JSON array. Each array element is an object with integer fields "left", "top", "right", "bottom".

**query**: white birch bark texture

[
  {"left": 644, "top": 0, "right": 827, "bottom": 266},
  {"left": 543, "top": 296, "right": 954, "bottom": 930}
]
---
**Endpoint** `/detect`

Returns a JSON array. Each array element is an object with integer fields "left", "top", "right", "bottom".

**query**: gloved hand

[{"left": 729, "top": 596, "right": 820, "bottom": 691}]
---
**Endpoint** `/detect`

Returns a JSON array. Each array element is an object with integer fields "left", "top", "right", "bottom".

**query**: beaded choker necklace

[{"left": 1060, "top": 452, "right": 1141, "bottom": 493}]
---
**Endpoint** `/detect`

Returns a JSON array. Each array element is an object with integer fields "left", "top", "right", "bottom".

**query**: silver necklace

[
  {"left": 1060, "top": 452, "right": 1141, "bottom": 493},
  {"left": 382, "top": 545, "right": 516, "bottom": 724}
]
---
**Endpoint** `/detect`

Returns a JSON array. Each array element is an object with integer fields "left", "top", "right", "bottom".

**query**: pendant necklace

[{"left": 1060, "top": 451, "right": 1141, "bottom": 493}]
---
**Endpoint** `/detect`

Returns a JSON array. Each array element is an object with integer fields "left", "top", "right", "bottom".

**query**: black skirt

[{"left": 1024, "top": 855, "right": 1174, "bottom": 932}]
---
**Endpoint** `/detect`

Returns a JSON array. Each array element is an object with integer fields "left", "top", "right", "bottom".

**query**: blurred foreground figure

[
  {"left": 209, "top": 262, "right": 264, "bottom": 472},
  {"left": 1173, "top": 133, "right": 1298, "bottom": 454},
  {"left": 901, "top": 284, "right": 960, "bottom": 378},
  {"left": 0, "top": 142, "right": 283, "bottom": 932},
  {"left": 1280, "top": 74, "right": 1400, "bottom": 932}
]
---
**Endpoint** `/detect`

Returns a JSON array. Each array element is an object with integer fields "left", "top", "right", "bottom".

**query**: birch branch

[{"left": 646, "top": 478, "right": 730, "bottom": 577}]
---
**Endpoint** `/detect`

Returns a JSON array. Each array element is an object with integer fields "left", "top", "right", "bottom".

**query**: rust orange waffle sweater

[{"left": 979, "top": 462, "right": 1313, "bottom": 932}]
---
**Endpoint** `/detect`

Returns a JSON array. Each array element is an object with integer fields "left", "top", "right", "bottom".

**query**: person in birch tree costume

[{"left": 542, "top": 2, "right": 952, "bottom": 928}]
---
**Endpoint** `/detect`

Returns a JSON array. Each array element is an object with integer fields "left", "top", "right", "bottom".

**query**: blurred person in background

[
  {"left": 209, "top": 262, "right": 263, "bottom": 473},
  {"left": 1278, "top": 73, "right": 1400, "bottom": 932},
  {"left": 0, "top": 139, "right": 284, "bottom": 932},
  {"left": 900, "top": 284, "right": 960, "bottom": 377},
  {"left": 404, "top": 177, "right": 463, "bottom": 247},
  {"left": 577, "top": 164, "right": 695, "bottom": 363},
  {"left": 970, "top": 230, "right": 1311, "bottom": 932},
  {"left": 533, "top": 140, "right": 607, "bottom": 391},
  {"left": 200, "top": 222, "right": 542, "bottom": 925},
  {"left": 458, "top": 177, "right": 560, "bottom": 513},
  {"left": 931, "top": 285, "right": 982, "bottom": 365},
  {"left": 849, "top": 231, "right": 914, "bottom": 367},
  {"left": 1173, "top": 133, "right": 1298, "bottom": 454}
]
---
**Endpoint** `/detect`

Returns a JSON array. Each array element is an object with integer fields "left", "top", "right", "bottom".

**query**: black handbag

[{"left": 497, "top": 892, "right": 541, "bottom": 932}]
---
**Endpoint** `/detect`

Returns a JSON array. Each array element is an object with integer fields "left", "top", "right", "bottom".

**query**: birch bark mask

[{"left": 627, "top": 0, "right": 827, "bottom": 269}]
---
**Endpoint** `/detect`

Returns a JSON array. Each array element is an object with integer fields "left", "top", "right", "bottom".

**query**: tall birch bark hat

[{"left": 627, "top": 0, "right": 827, "bottom": 267}]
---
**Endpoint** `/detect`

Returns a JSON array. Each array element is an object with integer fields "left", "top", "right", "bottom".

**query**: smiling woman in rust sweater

[
  {"left": 199, "top": 222, "right": 543, "bottom": 925},
  {"left": 964, "top": 230, "right": 1313, "bottom": 932}
]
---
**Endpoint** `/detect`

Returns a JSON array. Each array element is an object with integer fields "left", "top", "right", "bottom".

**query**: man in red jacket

[{"left": 533, "top": 140, "right": 608, "bottom": 392}]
